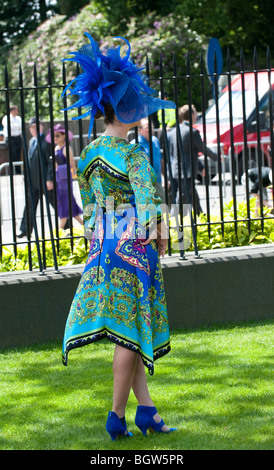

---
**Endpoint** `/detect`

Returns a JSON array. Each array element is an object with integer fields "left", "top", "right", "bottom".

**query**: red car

[{"left": 195, "top": 70, "right": 274, "bottom": 181}]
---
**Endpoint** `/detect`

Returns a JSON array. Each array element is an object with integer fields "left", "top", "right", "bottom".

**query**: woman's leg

[
  {"left": 112, "top": 345, "right": 138, "bottom": 418},
  {"left": 131, "top": 354, "right": 154, "bottom": 407},
  {"left": 131, "top": 355, "right": 171, "bottom": 431},
  {"left": 74, "top": 215, "right": 83, "bottom": 225},
  {"left": 112, "top": 347, "right": 171, "bottom": 431},
  {"left": 60, "top": 217, "right": 68, "bottom": 229}
]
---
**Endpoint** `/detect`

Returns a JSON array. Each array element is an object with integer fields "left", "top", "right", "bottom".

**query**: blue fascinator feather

[{"left": 61, "top": 33, "right": 176, "bottom": 136}]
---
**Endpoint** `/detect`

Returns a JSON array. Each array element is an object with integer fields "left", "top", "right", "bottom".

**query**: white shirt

[{"left": 2, "top": 114, "right": 22, "bottom": 138}]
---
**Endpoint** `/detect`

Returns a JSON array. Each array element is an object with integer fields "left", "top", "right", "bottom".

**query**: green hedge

[
  {"left": 0, "top": 229, "right": 88, "bottom": 272},
  {"left": 170, "top": 198, "right": 274, "bottom": 252}
]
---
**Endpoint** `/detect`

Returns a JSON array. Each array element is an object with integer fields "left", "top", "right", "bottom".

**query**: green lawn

[{"left": 0, "top": 321, "right": 273, "bottom": 451}]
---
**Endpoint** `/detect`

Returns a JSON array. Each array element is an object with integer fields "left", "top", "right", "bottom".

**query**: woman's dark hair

[
  {"left": 95, "top": 103, "right": 115, "bottom": 125},
  {"left": 104, "top": 103, "right": 115, "bottom": 124}
]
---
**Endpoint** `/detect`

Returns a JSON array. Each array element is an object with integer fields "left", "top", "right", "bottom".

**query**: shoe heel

[
  {"left": 108, "top": 430, "right": 120, "bottom": 441},
  {"left": 106, "top": 411, "right": 133, "bottom": 441},
  {"left": 137, "top": 425, "right": 148, "bottom": 436}
]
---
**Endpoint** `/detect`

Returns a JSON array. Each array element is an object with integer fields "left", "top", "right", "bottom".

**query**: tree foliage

[
  {"left": 181, "top": 0, "right": 274, "bottom": 61},
  {"left": 1, "top": 0, "right": 273, "bottom": 122},
  {"left": 86, "top": 0, "right": 274, "bottom": 63},
  {"left": 1, "top": 0, "right": 273, "bottom": 66},
  {"left": 0, "top": 0, "right": 56, "bottom": 64},
  {"left": 3, "top": 5, "right": 206, "bottom": 121},
  {"left": 55, "top": 0, "right": 90, "bottom": 17}
]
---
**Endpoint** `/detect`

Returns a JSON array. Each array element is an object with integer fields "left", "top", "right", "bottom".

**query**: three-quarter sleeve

[
  {"left": 126, "top": 145, "right": 163, "bottom": 233},
  {"left": 77, "top": 168, "right": 97, "bottom": 238}
]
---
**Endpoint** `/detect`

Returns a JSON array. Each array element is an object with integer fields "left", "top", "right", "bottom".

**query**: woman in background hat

[
  {"left": 61, "top": 34, "right": 177, "bottom": 440},
  {"left": 46, "top": 124, "right": 83, "bottom": 229}
]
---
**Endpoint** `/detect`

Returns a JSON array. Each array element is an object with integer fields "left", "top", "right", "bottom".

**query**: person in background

[
  {"left": 130, "top": 118, "right": 165, "bottom": 203},
  {"left": 157, "top": 94, "right": 176, "bottom": 131},
  {"left": 46, "top": 124, "right": 83, "bottom": 229},
  {"left": 17, "top": 117, "right": 54, "bottom": 238},
  {"left": 169, "top": 104, "right": 217, "bottom": 215},
  {"left": 2, "top": 105, "right": 22, "bottom": 174}
]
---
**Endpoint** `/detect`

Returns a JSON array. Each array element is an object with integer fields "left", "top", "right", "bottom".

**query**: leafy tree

[
  {"left": 3, "top": 5, "right": 206, "bottom": 121},
  {"left": 55, "top": 0, "right": 90, "bottom": 17},
  {"left": 174, "top": 0, "right": 273, "bottom": 66},
  {"left": 1, "top": 0, "right": 273, "bottom": 68},
  {"left": 0, "top": 0, "right": 57, "bottom": 65},
  {"left": 2, "top": 0, "right": 273, "bottom": 122},
  {"left": 88, "top": 0, "right": 274, "bottom": 66}
]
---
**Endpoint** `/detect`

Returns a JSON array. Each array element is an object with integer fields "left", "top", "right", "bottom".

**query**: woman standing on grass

[{"left": 61, "top": 33, "right": 177, "bottom": 440}]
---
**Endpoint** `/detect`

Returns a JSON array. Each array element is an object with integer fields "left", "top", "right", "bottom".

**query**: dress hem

[{"left": 62, "top": 327, "right": 171, "bottom": 376}]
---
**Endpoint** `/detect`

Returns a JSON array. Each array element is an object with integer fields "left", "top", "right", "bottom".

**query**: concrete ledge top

[
  {"left": 161, "top": 242, "right": 274, "bottom": 268},
  {"left": 0, "top": 243, "right": 274, "bottom": 285}
]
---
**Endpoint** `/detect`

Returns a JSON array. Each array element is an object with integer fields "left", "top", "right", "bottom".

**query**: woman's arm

[
  {"left": 68, "top": 146, "right": 76, "bottom": 169},
  {"left": 126, "top": 146, "right": 167, "bottom": 256}
]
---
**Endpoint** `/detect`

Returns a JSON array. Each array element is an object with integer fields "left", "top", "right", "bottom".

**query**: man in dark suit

[
  {"left": 169, "top": 104, "right": 218, "bottom": 215},
  {"left": 17, "top": 117, "right": 55, "bottom": 238}
]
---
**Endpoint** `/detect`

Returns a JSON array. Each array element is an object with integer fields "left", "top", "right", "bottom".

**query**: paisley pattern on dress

[
  {"left": 62, "top": 136, "right": 170, "bottom": 375},
  {"left": 115, "top": 217, "right": 150, "bottom": 275}
]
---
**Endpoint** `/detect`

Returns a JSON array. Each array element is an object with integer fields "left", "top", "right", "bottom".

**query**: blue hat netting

[{"left": 61, "top": 33, "right": 176, "bottom": 136}]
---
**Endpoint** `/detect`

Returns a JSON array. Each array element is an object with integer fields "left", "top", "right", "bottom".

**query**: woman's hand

[
  {"left": 46, "top": 180, "right": 54, "bottom": 191},
  {"left": 156, "top": 235, "right": 167, "bottom": 257},
  {"left": 140, "top": 221, "right": 168, "bottom": 257}
]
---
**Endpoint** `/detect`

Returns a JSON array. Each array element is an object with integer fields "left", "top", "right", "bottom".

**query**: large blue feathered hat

[{"left": 61, "top": 33, "right": 176, "bottom": 136}]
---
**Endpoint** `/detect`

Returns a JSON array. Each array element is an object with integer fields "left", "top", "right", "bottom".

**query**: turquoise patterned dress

[{"left": 62, "top": 136, "right": 170, "bottom": 375}]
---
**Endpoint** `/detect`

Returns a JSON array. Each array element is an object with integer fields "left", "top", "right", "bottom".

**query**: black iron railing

[{"left": 1, "top": 47, "right": 274, "bottom": 273}]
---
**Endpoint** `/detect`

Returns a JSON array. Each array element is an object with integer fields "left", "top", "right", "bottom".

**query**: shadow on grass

[{"left": 0, "top": 322, "right": 273, "bottom": 450}]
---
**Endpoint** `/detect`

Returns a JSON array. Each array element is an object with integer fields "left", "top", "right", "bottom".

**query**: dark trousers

[
  {"left": 20, "top": 188, "right": 55, "bottom": 235},
  {"left": 175, "top": 178, "right": 203, "bottom": 215},
  {"left": 6, "top": 136, "right": 22, "bottom": 174}
]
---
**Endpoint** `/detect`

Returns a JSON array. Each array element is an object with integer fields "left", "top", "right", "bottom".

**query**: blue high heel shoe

[
  {"left": 135, "top": 405, "right": 177, "bottom": 436},
  {"left": 106, "top": 411, "right": 133, "bottom": 441}
]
